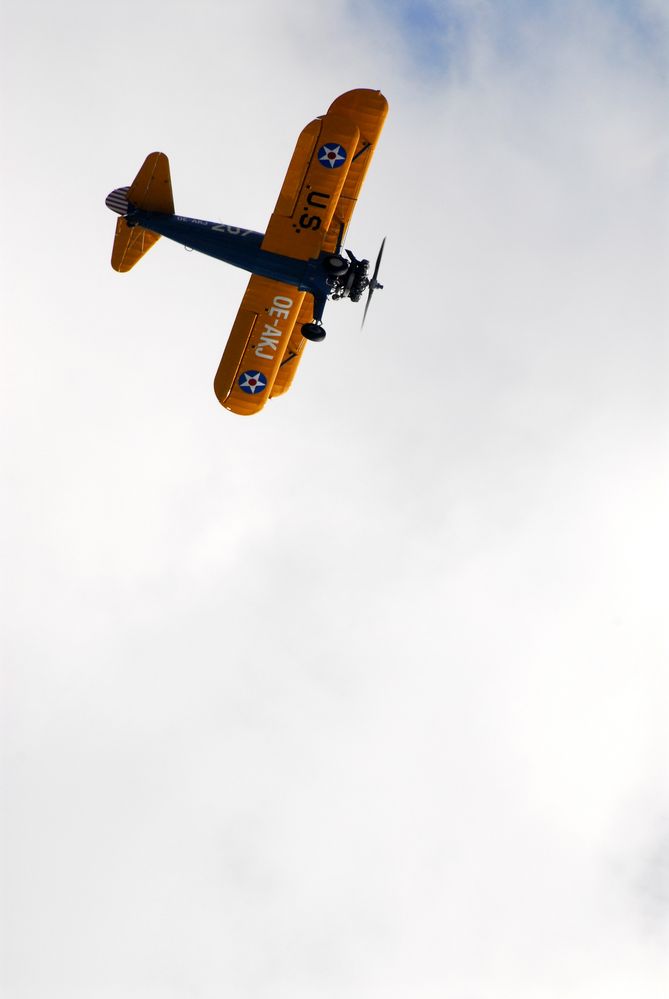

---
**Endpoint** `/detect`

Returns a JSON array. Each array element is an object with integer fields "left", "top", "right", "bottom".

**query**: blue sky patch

[{"left": 352, "top": 0, "right": 667, "bottom": 79}]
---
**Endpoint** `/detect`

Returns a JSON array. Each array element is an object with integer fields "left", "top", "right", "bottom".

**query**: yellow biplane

[{"left": 105, "top": 89, "right": 388, "bottom": 415}]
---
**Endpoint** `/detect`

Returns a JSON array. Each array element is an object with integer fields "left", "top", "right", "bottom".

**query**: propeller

[{"left": 362, "top": 237, "right": 386, "bottom": 328}]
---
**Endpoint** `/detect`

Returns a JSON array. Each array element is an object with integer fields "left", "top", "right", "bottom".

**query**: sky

[{"left": 1, "top": 1, "right": 668, "bottom": 996}]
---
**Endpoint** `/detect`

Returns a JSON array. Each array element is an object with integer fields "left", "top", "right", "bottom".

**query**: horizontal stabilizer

[{"left": 111, "top": 217, "right": 160, "bottom": 272}]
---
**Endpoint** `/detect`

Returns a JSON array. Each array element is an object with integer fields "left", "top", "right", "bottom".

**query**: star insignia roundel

[
  {"left": 238, "top": 370, "right": 268, "bottom": 394},
  {"left": 318, "top": 143, "right": 347, "bottom": 169}
]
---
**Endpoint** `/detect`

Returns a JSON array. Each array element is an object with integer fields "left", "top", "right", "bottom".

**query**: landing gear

[
  {"left": 301, "top": 322, "right": 326, "bottom": 342},
  {"left": 323, "top": 255, "right": 349, "bottom": 277}
]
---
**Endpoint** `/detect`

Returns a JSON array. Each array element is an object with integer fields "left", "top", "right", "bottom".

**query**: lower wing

[
  {"left": 213, "top": 275, "right": 306, "bottom": 415},
  {"left": 269, "top": 296, "right": 314, "bottom": 399}
]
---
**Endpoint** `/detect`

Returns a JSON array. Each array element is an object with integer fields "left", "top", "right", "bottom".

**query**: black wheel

[
  {"left": 301, "top": 322, "right": 326, "bottom": 342},
  {"left": 323, "top": 255, "right": 348, "bottom": 276}
]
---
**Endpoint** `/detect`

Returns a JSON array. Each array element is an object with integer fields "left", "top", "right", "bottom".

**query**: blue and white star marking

[
  {"left": 238, "top": 370, "right": 267, "bottom": 394},
  {"left": 318, "top": 143, "right": 347, "bottom": 169}
]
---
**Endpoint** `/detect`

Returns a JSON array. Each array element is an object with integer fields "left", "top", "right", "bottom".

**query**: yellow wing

[
  {"left": 214, "top": 275, "right": 306, "bottom": 415},
  {"left": 269, "top": 91, "right": 388, "bottom": 398},
  {"left": 320, "top": 89, "right": 388, "bottom": 252},
  {"left": 269, "top": 296, "right": 313, "bottom": 399},
  {"left": 260, "top": 114, "right": 360, "bottom": 260},
  {"left": 215, "top": 90, "right": 388, "bottom": 414}
]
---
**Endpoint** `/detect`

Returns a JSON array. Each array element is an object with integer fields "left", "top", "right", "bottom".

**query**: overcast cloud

[{"left": 1, "top": 1, "right": 668, "bottom": 996}]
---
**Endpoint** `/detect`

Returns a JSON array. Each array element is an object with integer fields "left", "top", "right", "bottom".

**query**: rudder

[{"left": 127, "top": 152, "right": 174, "bottom": 214}]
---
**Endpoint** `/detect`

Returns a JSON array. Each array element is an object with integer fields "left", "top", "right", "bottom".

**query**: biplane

[{"left": 105, "top": 88, "right": 388, "bottom": 415}]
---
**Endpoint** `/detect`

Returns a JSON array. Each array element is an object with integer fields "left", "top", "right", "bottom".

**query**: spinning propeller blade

[{"left": 362, "top": 237, "right": 386, "bottom": 328}]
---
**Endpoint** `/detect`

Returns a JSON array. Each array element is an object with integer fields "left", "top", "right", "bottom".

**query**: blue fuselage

[{"left": 129, "top": 210, "right": 331, "bottom": 304}]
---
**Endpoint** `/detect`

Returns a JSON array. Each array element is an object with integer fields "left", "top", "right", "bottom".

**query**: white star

[
  {"left": 239, "top": 371, "right": 265, "bottom": 393},
  {"left": 320, "top": 144, "right": 346, "bottom": 167}
]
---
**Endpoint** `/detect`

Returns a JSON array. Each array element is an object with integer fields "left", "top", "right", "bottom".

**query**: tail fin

[{"left": 106, "top": 152, "right": 173, "bottom": 272}]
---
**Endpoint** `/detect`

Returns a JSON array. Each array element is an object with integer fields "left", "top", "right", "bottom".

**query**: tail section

[
  {"left": 105, "top": 185, "right": 131, "bottom": 215},
  {"left": 106, "top": 152, "right": 173, "bottom": 272},
  {"left": 110, "top": 218, "right": 161, "bottom": 272},
  {"left": 126, "top": 152, "right": 174, "bottom": 214}
]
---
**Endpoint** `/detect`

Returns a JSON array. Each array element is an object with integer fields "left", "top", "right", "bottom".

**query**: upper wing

[
  {"left": 260, "top": 114, "right": 360, "bottom": 260},
  {"left": 268, "top": 91, "right": 388, "bottom": 398},
  {"left": 214, "top": 274, "right": 306, "bottom": 415},
  {"left": 320, "top": 89, "right": 388, "bottom": 252}
]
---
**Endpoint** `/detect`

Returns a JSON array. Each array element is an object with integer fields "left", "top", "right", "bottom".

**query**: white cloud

[{"left": 2, "top": 1, "right": 667, "bottom": 996}]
